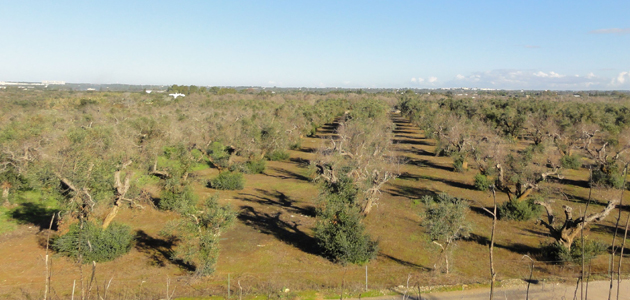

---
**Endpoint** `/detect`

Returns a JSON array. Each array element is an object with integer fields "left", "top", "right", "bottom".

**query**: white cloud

[
  {"left": 410, "top": 77, "right": 417, "bottom": 82},
  {"left": 533, "top": 71, "right": 564, "bottom": 78},
  {"left": 613, "top": 71, "right": 629, "bottom": 85},
  {"left": 418, "top": 77, "right": 425, "bottom": 83},
  {"left": 589, "top": 28, "right": 630, "bottom": 35},
  {"left": 456, "top": 74, "right": 465, "bottom": 80},
  {"left": 428, "top": 76, "right": 438, "bottom": 83},
  {"left": 450, "top": 69, "right": 612, "bottom": 89}
]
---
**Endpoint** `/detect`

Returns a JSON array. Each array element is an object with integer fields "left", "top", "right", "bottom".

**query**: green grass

[{"left": 0, "top": 206, "right": 18, "bottom": 234}]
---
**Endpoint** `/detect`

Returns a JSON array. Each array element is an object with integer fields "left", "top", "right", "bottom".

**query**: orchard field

[{"left": 1, "top": 88, "right": 629, "bottom": 299}]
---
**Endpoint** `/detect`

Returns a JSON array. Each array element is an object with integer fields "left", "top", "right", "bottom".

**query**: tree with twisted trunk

[{"left": 535, "top": 200, "right": 618, "bottom": 250}]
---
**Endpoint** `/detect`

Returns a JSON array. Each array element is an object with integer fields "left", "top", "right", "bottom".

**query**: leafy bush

[
  {"left": 541, "top": 238, "right": 607, "bottom": 264},
  {"left": 208, "top": 172, "right": 245, "bottom": 190},
  {"left": 53, "top": 221, "right": 133, "bottom": 263},
  {"left": 208, "top": 142, "right": 231, "bottom": 169},
  {"left": 265, "top": 150, "right": 290, "bottom": 161},
  {"left": 498, "top": 198, "right": 541, "bottom": 221},
  {"left": 245, "top": 159, "right": 266, "bottom": 174},
  {"left": 315, "top": 175, "right": 378, "bottom": 265},
  {"left": 474, "top": 173, "right": 491, "bottom": 191},
  {"left": 161, "top": 195, "right": 236, "bottom": 276},
  {"left": 560, "top": 154, "right": 582, "bottom": 170},
  {"left": 591, "top": 168, "right": 624, "bottom": 189},
  {"left": 421, "top": 193, "right": 471, "bottom": 242},
  {"left": 229, "top": 159, "right": 266, "bottom": 174},
  {"left": 452, "top": 155, "right": 466, "bottom": 172},
  {"left": 158, "top": 180, "right": 198, "bottom": 212}
]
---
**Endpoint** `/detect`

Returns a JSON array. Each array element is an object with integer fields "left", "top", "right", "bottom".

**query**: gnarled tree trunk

[{"left": 536, "top": 200, "right": 618, "bottom": 250}]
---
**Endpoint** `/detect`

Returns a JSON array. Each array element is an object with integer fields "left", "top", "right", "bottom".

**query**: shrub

[
  {"left": 452, "top": 155, "right": 466, "bottom": 172},
  {"left": 474, "top": 173, "right": 491, "bottom": 191},
  {"left": 591, "top": 168, "right": 624, "bottom": 189},
  {"left": 289, "top": 140, "right": 302, "bottom": 150},
  {"left": 209, "top": 172, "right": 244, "bottom": 190},
  {"left": 161, "top": 196, "right": 236, "bottom": 276},
  {"left": 53, "top": 221, "right": 133, "bottom": 263},
  {"left": 158, "top": 181, "right": 198, "bottom": 212},
  {"left": 541, "top": 238, "right": 607, "bottom": 264},
  {"left": 498, "top": 198, "right": 541, "bottom": 221},
  {"left": 315, "top": 175, "right": 378, "bottom": 265},
  {"left": 265, "top": 150, "right": 290, "bottom": 161},
  {"left": 245, "top": 159, "right": 266, "bottom": 174},
  {"left": 560, "top": 154, "right": 582, "bottom": 170}
]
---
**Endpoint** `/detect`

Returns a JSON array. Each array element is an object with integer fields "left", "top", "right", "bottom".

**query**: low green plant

[
  {"left": 208, "top": 172, "right": 245, "bottom": 190},
  {"left": 52, "top": 221, "right": 133, "bottom": 263},
  {"left": 161, "top": 196, "right": 236, "bottom": 276},
  {"left": 498, "top": 198, "right": 541, "bottom": 221},
  {"left": 473, "top": 173, "right": 491, "bottom": 191},
  {"left": 159, "top": 180, "right": 198, "bottom": 211},
  {"left": 245, "top": 159, "right": 266, "bottom": 174},
  {"left": 591, "top": 168, "right": 624, "bottom": 189},
  {"left": 560, "top": 154, "right": 582, "bottom": 170},
  {"left": 315, "top": 175, "right": 378, "bottom": 265},
  {"left": 540, "top": 237, "right": 607, "bottom": 264},
  {"left": 265, "top": 150, "right": 290, "bottom": 161}
]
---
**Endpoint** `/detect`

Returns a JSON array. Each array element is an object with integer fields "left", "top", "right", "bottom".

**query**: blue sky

[{"left": 1, "top": 1, "right": 629, "bottom": 90}]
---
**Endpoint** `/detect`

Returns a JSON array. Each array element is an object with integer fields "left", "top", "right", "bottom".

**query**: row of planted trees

[
  {"left": 0, "top": 89, "right": 363, "bottom": 275},
  {"left": 399, "top": 94, "right": 630, "bottom": 267}
]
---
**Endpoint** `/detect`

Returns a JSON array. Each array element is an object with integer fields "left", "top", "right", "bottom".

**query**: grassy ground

[{"left": 1, "top": 114, "right": 629, "bottom": 299}]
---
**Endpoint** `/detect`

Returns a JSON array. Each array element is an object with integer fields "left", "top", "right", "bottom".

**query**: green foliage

[
  {"left": 161, "top": 196, "right": 236, "bottom": 276},
  {"left": 473, "top": 173, "right": 491, "bottom": 191},
  {"left": 315, "top": 175, "right": 378, "bottom": 265},
  {"left": 229, "top": 159, "right": 266, "bottom": 174},
  {"left": 159, "top": 179, "right": 198, "bottom": 212},
  {"left": 245, "top": 159, "right": 266, "bottom": 174},
  {"left": 541, "top": 238, "right": 607, "bottom": 264},
  {"left": 265, "top": 150, "right": 290, "bottom": 161},
  {"left": 52, "top": 221, "right": 133, "bottom": 263},
  {"left": 208, "top": 142, "right": 231, "bottom": 169},
  {"left": 452, "top": 155, "right": 466, "bottom": 172},
  {"left": 498, "top": 198, "right": 541, "bottom": 221},
  {"left": 209, "top": 172, "right": 245, "bottom": 190},
  {"left": 591, "top": 164, "right": 625, "bottom": 188},
  {"left": 560, "top": 154, "right": 582, "bottom": 170},
  {"left": 421, "top": 193, "right": 471, "bottom": 243}
]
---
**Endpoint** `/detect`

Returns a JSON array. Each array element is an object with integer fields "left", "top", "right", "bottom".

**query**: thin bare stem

[
  {"left": 581, "top": 167, "right": 593, "bottom": 300},
  {"left": 43, "top": 214, "right": 55, "bottom": 300},
  {"left": 615, "top": 164, "right": 628, "bottom": 300}
]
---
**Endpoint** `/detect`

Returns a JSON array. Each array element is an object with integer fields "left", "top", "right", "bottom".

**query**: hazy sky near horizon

[{"left": 1, "top": 1, "right": 629, "bottom": 90}]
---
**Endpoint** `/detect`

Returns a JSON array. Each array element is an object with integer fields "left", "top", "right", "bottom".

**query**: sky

[{"left": 1, "top": 1, "right": 629, "bottom": 90}]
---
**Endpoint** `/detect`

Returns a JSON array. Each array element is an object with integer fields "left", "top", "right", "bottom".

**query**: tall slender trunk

[
  {"left": 2, "top": 186, "right": 9, "bottom": 206},
  {"left": 489, "top": 188, "right": 497, "bottom": 300}
]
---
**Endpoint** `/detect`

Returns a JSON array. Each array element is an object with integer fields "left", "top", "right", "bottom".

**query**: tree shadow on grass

[
  {"left": 386, "top": 184, "right": 437, "bottom": 200},
  {"left": 469, "top": 206, "right": 496, "bottom": 219},
  {"left": 238, "top": 205, "right": 320, "bottom": 256},
  {"left": 266, "top": 167, "right": 312, "bottom": 182},
  {"left": 393, "top": 138, "right": 432, "bottom": 146},
  {"left": 398, "top": 170, "right": 476, "bottom": 191},
  {"left": 407, "top": 159, "right": 453, "bottom": 172},
  {"left": 465, "top": 233, "right": 540, "bottom": 256},
  {"left": 10, "top": 202, "right": 60, "bottom": 230},
  {"left": 235, "top": 189, "right": 316, "bottom": 217},
  {"left": 289, "top": 157, "right": 311, "bottom": 167},
  {"left": 135, "top": 230, "right": 195, "bottom": 271},
  {"left": 379, "top": 253, "right": 430, "bottom": 271}
]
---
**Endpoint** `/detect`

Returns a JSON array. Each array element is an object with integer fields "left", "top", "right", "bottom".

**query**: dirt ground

[{"left": 1, "top": 114, "right": 629, "bottom": 299}]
